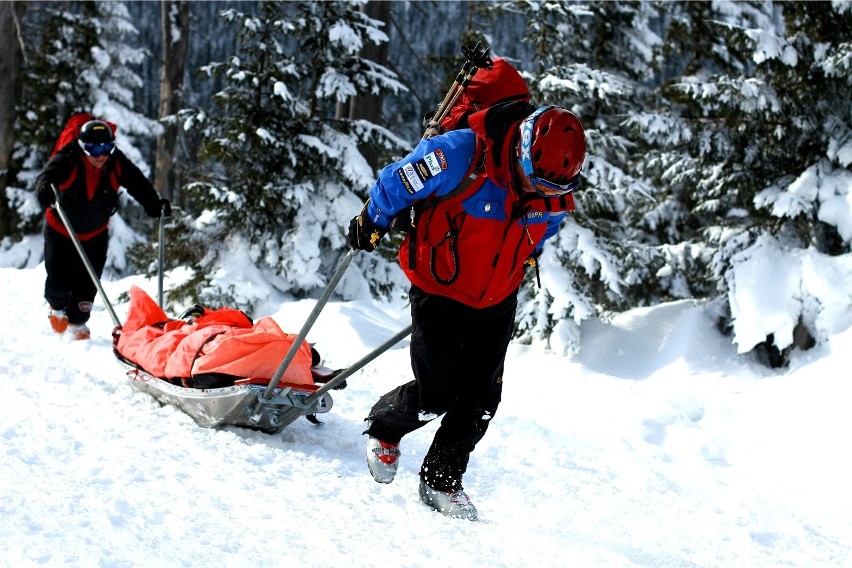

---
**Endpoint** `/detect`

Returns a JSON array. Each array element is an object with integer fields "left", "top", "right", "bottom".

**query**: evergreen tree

[
  {"left": 493, "top": 0, "right": 664, "bottom": 353},
  {"left": 171, "top": 1, "right": 407, "bottom": 311},
  {"left": 634, "top": 1, "right": 852, "bottom": 362},
  {"left": 10, "top": 1, "right": 156, "bottom": 273}
]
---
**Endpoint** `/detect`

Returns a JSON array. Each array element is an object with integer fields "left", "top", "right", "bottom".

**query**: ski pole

[
  {"left": 422, "top": 60, "right": 474, "bottom": 139},
  {"left": 49, "top": 184, "right": 121, "bottom": 328},
  {"left": 157, "top": 202, "right": 166, "bottom": 308},
  {"left": 422, "top": 42, "right": 493, "bottom": 140},
  {"left": 260, "top": 248, "right": 360, "bottom": 401}
]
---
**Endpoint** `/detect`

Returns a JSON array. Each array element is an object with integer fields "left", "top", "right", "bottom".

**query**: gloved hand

[
  {"left": 348, "top": 202, "right": 386, "bottom": 252},
  {"left": 524, "top": 247, "right": 543, "bottom": 269},
  {"left": 37, "top": 187, "right": 56, "bottom": 209},
  {"left": 146, "top": 198, "right": 171, "bottom": 218},
  {"left": 36, "top": 182, "right": 58, "bottom": 209}
]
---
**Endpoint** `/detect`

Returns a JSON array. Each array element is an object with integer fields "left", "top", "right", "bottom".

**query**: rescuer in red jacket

[
  {"left": 36, "top": 119, "right": 170, "bottom": 341},
  {"left": 348, "top": 102, "right": 587, "bottom": 519}
]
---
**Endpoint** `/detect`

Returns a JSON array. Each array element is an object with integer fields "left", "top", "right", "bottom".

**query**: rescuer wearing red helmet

[{"left": 348, "top": 100, "right": 586, "bottom": 520}]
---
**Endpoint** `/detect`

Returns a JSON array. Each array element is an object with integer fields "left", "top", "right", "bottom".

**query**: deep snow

[{"left": 1, "top": 262, "right": 851, "bottom": 568}]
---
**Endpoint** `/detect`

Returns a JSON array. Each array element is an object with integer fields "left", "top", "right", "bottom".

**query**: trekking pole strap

[
  {"left": 49, "top": 184, "right": 122, "bottom": 328},
  {"left": 261, "top": 248, "right": 360, "bottom": 401}
]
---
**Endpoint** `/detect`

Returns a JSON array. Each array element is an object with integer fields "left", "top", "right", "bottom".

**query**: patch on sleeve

[
  {"left": 412, "top": 152, "right": 446, "bottom": 184},
  {"left": 398, "top": 162, "right": 424, "bottom": 194},
  {"left": 423, "top": 150, "right": 447, "bottom": 174}
]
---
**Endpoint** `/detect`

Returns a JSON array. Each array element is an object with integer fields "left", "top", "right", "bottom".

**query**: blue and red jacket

[{"left": 365, "top": 102, "right": 576, "bottom": 308}]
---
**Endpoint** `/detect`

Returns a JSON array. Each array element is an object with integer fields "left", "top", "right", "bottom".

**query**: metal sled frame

[
  {"left": 118, "top": 318, "right": 412, "bottom": 434},
  {"left": 122, "top": 367, "right": 332, "bottom": 434}
]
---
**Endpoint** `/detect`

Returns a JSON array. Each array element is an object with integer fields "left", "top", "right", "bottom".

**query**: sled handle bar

[
  {"left": 158, "top": 202, "right": 166, "bottom": 308},
  {"left": 261, "top": 248, "right": 360, "bottom": 401},
  {"left": 50, "top": 184, "right": 122, "bottom": 328},
  {"left": 263, "top": 323, "right": 413, "bottom": 432},
  {"left": 304, "top": 323, "right": 413, "bottom": 405}
]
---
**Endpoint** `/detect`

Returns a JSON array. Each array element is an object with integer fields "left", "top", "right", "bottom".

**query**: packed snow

[{"left": 1, "top": 250, "right": 851, "bottom": 567}]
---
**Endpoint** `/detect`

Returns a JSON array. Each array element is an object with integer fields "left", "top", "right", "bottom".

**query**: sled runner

[{"left": 117, "top": 364, "right": 336, "bottom": 433}]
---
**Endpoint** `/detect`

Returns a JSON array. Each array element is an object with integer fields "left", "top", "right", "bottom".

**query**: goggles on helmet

[
  {"left": 527, "top": 172, "right": 580, "bottom": 197},
  {"left": 518, "top": 107, "right": 580, "bottom": 197},
  {"left": 79, "top": 140, "right": 115, "bottom": 158}
]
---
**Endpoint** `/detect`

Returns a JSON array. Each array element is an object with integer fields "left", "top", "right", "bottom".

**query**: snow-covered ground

[{"left": 1, "top": 263, "right": 851, "bottom": 567}]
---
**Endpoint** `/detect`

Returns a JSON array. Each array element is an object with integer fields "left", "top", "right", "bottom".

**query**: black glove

[
  {"left": 37, "top": 188, "right": 55, "bottom": 209},
  {"left": 348, "top": 203, "right": 386, "bottom": 252},
  {"left": 147, "top": 198, "right": 171, "bottom": 218},
  {"left": 36, "top": 183, "right": 57, "bottom": 208}
]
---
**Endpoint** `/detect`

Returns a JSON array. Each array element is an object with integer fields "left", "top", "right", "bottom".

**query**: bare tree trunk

[
  {"left": 349, "top": 0, "right": 391, "bottom": 173},
  {"left": 0, "top": 1, "right": 26, "bottom": 238},
  {"left": 154, "top": 0, "right": 189, "bottom": 205}
]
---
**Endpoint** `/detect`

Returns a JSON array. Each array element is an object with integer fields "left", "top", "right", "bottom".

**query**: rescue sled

[
  {"left": 110, "top": 271, "right": 411, "bottom": 434},
  {"left": 111, "top": 284, "right": 326, "bottom": 433},
  {"left": 115, "top": 323, "right": 410, "bottom": 434}
]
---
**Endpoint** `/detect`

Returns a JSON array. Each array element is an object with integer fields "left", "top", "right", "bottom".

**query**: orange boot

[
  {"left": 48, "top": 309, "right": 68, "bottom": 334},
  {"left": 67, "top": 323, "right": 91, "bottom": 341}
]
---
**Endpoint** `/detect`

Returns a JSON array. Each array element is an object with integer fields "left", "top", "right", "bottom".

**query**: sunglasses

[{"left": 80, "top": 141, "right": 115, "bottom": 158}]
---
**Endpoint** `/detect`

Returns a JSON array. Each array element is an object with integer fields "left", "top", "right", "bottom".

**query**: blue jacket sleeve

[
  {"left": 534, "top": 212, "right": 567, "bottom": 253},
  {"left": 365, "top": 130, "right": 478, "bottom": 227}
]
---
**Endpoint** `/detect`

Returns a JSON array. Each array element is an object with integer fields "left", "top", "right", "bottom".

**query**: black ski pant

[
  {"left": 366, "top": 284, "right": 517, "bottom": 492},
  {"left": 43, "top": 225, "right": 108, "bottom": 325}
]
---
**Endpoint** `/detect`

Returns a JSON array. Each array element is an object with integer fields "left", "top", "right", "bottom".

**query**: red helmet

[{"left": 517, "top": 107, "right": 586, "bottom": 196}]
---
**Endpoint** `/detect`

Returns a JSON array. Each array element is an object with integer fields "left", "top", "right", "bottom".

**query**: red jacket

[{"left": 367, "top": 102, "right": 576, "bottom": 308}]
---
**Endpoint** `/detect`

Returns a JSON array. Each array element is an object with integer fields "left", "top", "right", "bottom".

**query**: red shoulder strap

[{"left": 404, "top": 138, "right": 488, "bottom": 270}]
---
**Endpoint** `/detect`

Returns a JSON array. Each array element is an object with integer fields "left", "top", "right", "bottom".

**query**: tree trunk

[
  {"left": 349, "top": 0, "right": 391, "bottom": 173},
  {"left": 0, "top": 1, "right": 26, "bottom": 238},
  {"left": 154, "top": 0, "right": 189, "bottom": 205}
]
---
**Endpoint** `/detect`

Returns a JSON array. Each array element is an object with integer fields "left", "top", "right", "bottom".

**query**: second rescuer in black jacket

[{"left": 35, "top": 119, "right": 170, "bottom": 339}]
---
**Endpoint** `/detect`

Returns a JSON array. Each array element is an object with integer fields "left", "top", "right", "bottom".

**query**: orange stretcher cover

[{"left": 115, "top": 285, "right": 313, "bottom": 386}]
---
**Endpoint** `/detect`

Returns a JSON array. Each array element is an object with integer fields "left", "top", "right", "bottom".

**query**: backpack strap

[
  {"left": 390, "top": 136, "right": 486, "bottom": 232},
  {"left": 108, "top": 158, "right": 122, "bottom": 191},
  {"left": 519, "top": 190, "right": 576, "bottom": 213}
]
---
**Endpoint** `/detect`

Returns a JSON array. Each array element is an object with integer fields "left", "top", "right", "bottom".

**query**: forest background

[{"left": 0, "top": 0, "right": 850, "bottom": 367}]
